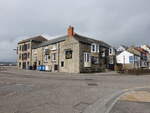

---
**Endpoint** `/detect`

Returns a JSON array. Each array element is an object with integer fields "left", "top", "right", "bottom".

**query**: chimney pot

[{"left": 67, "top": 26, "right": 74, "bottom": 37}]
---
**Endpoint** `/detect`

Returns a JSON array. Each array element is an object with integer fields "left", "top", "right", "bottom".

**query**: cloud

[{"left": 0, "top": 0, "right": 150, "bottom": 61}]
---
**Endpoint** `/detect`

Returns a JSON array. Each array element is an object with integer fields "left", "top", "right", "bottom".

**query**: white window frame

[
  {"left": 91, "top": 43, "right": 96, "bottom": 52},
  {"left": 84, "top": 52, "right": 91, "bottom": 67},
  {"left": 51, "top": 53, "right": 56, "bottom": 61},
  {"left": 109, "top": 48, "right": 112, "bottom": 55},
  {"left": 91, "top": 43, "right": 99, "bottom": 53},
  {"left": 84, "top": 53, "right": 91, "bottom": 63},
  {"left": 44, "top": 55, "right": 49, "bottom": 62}
]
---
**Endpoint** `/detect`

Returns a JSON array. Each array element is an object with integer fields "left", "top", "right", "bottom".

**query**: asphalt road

[{"left": 0, "top": 67, "right": 150, "bottom": 113}]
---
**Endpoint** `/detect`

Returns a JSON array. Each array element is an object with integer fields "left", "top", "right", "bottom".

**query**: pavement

[
  {"left": 110, "top": 89, "right": 150, "bottom": 113},
  {"left": 1, "top": 66, "right": 150, "bottom": 113}
]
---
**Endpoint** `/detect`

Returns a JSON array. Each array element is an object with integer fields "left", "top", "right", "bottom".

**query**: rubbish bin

[{"left": 41, "top": 65, "right": 46, "bottom": 71}]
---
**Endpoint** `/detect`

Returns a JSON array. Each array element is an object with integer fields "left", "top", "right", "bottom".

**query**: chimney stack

[{"left": 67, "top": 26, "right": 74, "bottom": 37}]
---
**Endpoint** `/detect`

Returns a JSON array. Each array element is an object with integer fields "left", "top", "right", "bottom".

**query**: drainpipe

[
  {"left": 123, "top": 55, "right": 125, "bottom": 69},
  {"left": 134, "top": 55, "right": 135, "bottom": 69},
  {"left": 58, "top": 43, "right": 60, "bottom": 72}
]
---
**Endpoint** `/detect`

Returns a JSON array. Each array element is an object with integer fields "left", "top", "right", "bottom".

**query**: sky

[{"left": 0, "top": 0, "right": 150, "bottom": 62}]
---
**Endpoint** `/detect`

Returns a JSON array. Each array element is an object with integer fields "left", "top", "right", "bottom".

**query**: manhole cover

[{"left": 87, "top": 83, "right": 98, "bottom": 86}]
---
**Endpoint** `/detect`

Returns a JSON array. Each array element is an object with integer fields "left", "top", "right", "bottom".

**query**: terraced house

[{"left": 17, "top": 26, "right": 111, "bottom": 73}]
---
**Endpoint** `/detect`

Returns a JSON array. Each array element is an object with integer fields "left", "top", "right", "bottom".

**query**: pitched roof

[
  {"left": 127, "top": 47, "right": 141, "bottom": 56},
  {"left": 32, "top": 35, "right": 67, "bottom": 49},
  {"left": 134, "top": 47, "right": 149, "bottom": 55},
  {"left": 32, "top": 33, "right": 110, "bottom": 49},
  {"left": 74, "top": 33, "right": 110, "bottom": 48},
  {"left": 18, "top": 35, "right": 48, "bottom": 44},
  {"left": 121, "top": 45, "right": 128, "bottom": 49}
]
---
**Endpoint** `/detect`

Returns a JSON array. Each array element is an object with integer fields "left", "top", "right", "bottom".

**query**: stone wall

[
  {"left": 59, "top": 37, "right": 80, "bottom": 73},
  {"left": 79, "top": 42, "right": 103, "bottom": 73}
]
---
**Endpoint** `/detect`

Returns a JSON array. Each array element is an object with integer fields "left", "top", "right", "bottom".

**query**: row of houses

[
  {"left": 115, "top": 45, "right": 150, "bottom": 69},
  {"left": 17, "top": 26, "right": 150, "bottom": 73}
]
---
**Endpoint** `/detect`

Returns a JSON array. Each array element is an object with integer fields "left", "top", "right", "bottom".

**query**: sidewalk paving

[{"left": 110, "top": 90, "right": 150, "bottom": 113}]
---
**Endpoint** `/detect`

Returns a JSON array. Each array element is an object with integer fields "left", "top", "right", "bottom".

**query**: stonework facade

[
  {"left": 17, "top": 36, "right": 47, "bottom": 69},
  {"left": 17, "top": 26, "right": 111, "bottom": 73}
]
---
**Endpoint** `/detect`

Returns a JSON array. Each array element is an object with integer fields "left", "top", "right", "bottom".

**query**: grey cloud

[{"left": 0, "top": 0, "right": 150, "bottom": 61}]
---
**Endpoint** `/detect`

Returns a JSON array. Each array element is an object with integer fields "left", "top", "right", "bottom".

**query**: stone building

[
  {"left": 17, "top": 36, "right": 47, "bottom": 69},
  {"left": 18, "top": 26, "right": 111, "bottom": 73}
]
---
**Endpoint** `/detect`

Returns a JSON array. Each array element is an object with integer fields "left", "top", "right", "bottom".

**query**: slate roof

[
  {"left": 32, "top": 35, "right": 67, "bottom": 49},
  {"left": 32, "top": 33, "right": 110, "bottom": 49},
  {"left": 18, "top": 35, "right": 48, "bottom": 44},
  {"left": 74, "top": 33, "right": 110, "bottom": 48},
  {"left": 120, "top": 45, "right": 128, "bottom": 49},
  {"left": 127, "top": 47, "right": 141, "bottom": 56}
]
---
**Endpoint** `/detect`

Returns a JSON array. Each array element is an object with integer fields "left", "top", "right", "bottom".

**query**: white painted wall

[{"left": 117, "top": 51, "right": 133, "bottom": 64}]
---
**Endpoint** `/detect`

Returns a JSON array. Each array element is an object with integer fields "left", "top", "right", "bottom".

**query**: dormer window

[{"left": 91, "top": 43, "right": 99, "bottom": 53}]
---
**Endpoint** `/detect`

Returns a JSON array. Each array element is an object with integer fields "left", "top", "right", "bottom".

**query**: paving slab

[{"left": 110, "top": 90, "right": 150, "bottom": 113}]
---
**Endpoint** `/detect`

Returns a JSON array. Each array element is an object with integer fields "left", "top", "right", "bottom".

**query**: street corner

[{"left": 109, "top": 90, "right": 150, "bottom": 113}]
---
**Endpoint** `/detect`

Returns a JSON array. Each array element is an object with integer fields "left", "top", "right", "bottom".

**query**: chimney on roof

[{"left": 67, "top": 26, "right": 74, "bottom": 37}]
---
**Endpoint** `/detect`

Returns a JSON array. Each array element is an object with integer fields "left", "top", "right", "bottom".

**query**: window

[
  {"left": 38, "top": 61, "right": 41, "bottom": 65},
  {"left": 27, "top": 44, "right": 30, "bottom": 49},
  {"left": 27, "top": 62, "right": 29, "bottom": 66},
  {"left": 22, "top": 53, "right": 27, "bottom": 60},
  {"left": 102, "top": 51, "right": 105, "bottom": 57},
  {"left": 19, "top": 62, "right": 21, "bottom": 67},
  {"left": 54, "top": 65, "right": 58, "bottom": 70},
  {"left": 52, "top": 53, "right": 56, "bottom": 61},
  {"left": 19, "top": 45, "right": 22, "bottom": 51},
  {"left": 84, "top": 52, "right": 91, "bottom": 67},
  {"left": 19, "top": 54, "right": 22, "bottom": 60},
  {"left": 22, "top": 44, "right": 28, "bottom": 51},
  {"left": 109, "top": 48, "right": 112, "bottom": 54},
  {"left": 65, "top": 50, "right": 72, "bottom": 59},
  {"left": 84, "top": 53, "right": 91, "bottom": 62},
  {"left": 48, "top": 55, "right": 50, "bottom": 59},
  {"left": 44, "top": 49, "right": 49, "bottom": 55},
  {"left": 92, "top": 45, "right": 96, "bottom": 52},
  {"left": 44, "top": 48, "right": 50, "bottom": 62},
  {"left": 61, "top": 61, "right": 64, "bottom": 67},
  {"left": 91, "top": 43, "right": 99, "bottom": 52},
  {"left": 109, "top": 57, "right": 114, "bottom": 64},
  {"left": 129, "top": 56, "right": 134, "bottom": 63},
  {"left": 91, "top": 43, "right": 96, "bottom": 52},
  {"left": 91, "top": 56, "right": 99, "bottom": 64},
  {"left": 28, "top": 53, "right": 30, "bottom": 58},
  {"left": 45, "top": 55, "right": 49, "bottom": 62}
]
